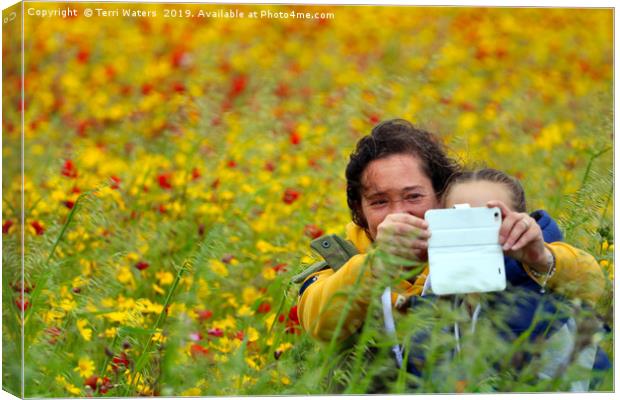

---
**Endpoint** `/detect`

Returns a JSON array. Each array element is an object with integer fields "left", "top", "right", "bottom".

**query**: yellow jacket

[{"left": 298, "top": 222, "right": 606, "bottom": 342}]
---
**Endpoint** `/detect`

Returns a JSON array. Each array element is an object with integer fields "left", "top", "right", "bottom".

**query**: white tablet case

[{"left": 425, "top": 205, "right": 506, "bottom": 295}]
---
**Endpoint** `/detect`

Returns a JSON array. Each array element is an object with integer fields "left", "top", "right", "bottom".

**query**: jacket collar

[{"left": 345, "top": 222, "right": 373, "bottom": 253}]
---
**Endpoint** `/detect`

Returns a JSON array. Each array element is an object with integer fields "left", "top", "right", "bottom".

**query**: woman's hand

[
  {"left": 374, "top": 212, "right": 431, "bottom": 264},
  {"left": 487, "top": 200, "right": 552, "bottom": 273}
]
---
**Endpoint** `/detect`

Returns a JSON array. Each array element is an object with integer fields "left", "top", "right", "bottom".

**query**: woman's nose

[{"left": 389, "top": 199, "right": 411, "bottom": 214}]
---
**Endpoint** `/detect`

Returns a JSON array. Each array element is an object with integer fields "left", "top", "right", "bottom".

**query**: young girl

[
  {"left": 441, "top": 168, "right": 602, "bottom": 303},
  {"left": 437, "top": 168, "right": 610, "bottom": 388}
]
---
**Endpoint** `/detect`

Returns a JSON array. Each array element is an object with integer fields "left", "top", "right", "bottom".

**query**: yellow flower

[
  {"left": 256, "top": 240, "right": 286, "bottom": 253},
  {"left": 223, "top": 292, "right": 239, "bottom": 308},
  {"left": 247, "top": 327, "right": 259, "bottom": 342},
  {"left": 276, "top": 342, "right": 293, "bottom": 353},
  {"left": 60, "top": 298, "right": 77, "bottom": 312},
  {"left": 181, "top": 388, "right": 201, "bottom": 396},
  {"left": 56, "top": 375, "right": 81, "bottom": 395},
  {"left": 77, "top": 319, "right": 92, "bottom": 341},
  {"left": 213, "top": 337, "right": 240, "bottom": 353},
  {"left": 209, "top": 259, "right": 229, "bottom": 277},
  {"left": 242, "top": 287, "right": 260, "bottom": 305},
  {"left": 262, "top": 267, "right": 276, "bottom": 281},
  {"left": 74, "top": 357, "right": 95, "bottom": 378},
  {"left": 153, "top": 331, "right": 167, "bottom": 344},
  {"left": 213, "top": 315, "right": 237, "bottom": 330},
  {"left": 156, "top": 270, "right": 174, "bottom": 285},
  {"left": 136, "top": 298, "right": 164, "bottom": 314},
  {"left": 104, "top": 327, "right": 117, "bottom": 338},
  {"left": 103, "top": 311, "right": 129, "bottom": 324},
  {"left": 237, "top": 305, "right": 254, "bottom": 317},
  {"left": 264, "top": 313, "right": 277, "bottom": 330},
  {"left": 152, "top": 283, "right": 165, "bottom": 295},
  {"left": 245, "top": 357, "right": 260, "bottom": 370},
  {"left": 117, "top": 266, "right": 136, "bottom": 288}
]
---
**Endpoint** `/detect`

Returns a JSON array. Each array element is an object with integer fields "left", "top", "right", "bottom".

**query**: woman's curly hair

[{"left": 345, "top": 119, "right": 461, "bottom": 229}]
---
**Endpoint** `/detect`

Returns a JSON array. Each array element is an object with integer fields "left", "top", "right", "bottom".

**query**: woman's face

[{"left": 360, "top": 153, "right": 439, "bottom": 240}]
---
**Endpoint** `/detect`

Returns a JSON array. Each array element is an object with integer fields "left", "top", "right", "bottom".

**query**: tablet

[{"left": 425, "top": 205, "right": 506, "bottom": 295}]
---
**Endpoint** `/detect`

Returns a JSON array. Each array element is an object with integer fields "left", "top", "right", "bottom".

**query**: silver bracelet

[{"left": 530, "top": 250, "right": 556, "bottom": 293}]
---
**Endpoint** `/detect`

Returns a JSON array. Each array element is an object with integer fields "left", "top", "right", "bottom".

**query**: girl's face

[{"left": 443, "top": 180, "right": 515, "bottom": 210}]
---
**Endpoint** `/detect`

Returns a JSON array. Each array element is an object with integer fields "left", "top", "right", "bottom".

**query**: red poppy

[
  {"left": 282, "top": 188, "right": 300, "bottom": 205},
  {"left": 275, "top": 82, "right": 291, "bottom": 98},
  {"left": 135, "top": 261, "right": 149, "bottom": 271},
  {"left": 98, "top": 377, "right": 111, "bottom": 394},
  {"left": 257, "top": 302, "right": 271, "bottom": 314},
  {"left": 157, "top": 173, "right": 173, "bottom": 190},
  {"left": 235, "top": 331, "right": 244, "bottom": 341},
  {"left": 31, "top": 221, "right": 45, "bottom": 235},
  {"left": 475, "top": 46, "right": 488, "bottom": 61},
  {"left": 112, "top": 352, "right": 130, "bottom": 369},
  {"left": 61, "top": 160, "right": 78, "bottom": 178},
  {"left": 190, "top": 343, "right": 210, "bottom": 357},
  {"left": 11, "top": 281, "right": 34, "bottom": 293},
  {"left": 197, "top": 309, "right": 213, "bottom": 321},
  {"left": 171, "top": 48, "right": 187, "bottom": 68},
  {"left": 191, "top": 167, "right": 201, "bottom": 180},
  {"left": 288, "top": 305, "right": 299, "bottom": 325},
  {"left": 110, "top": 175, "right": 121, "bottom": 189},
  {"left": 76, "top": 120, "right": 90, "bottom": 137},
  {"left": 289, "top": 131, "right": 301, "bottom": 145},
  {"left": 229, "top": 74, "right": 248, "bottom": 98},
  {"left": 141, "top": 83, "right": 154, "bottom": 95},
  {"left": 304, "top": 224, "right": 324, "bottom": 239},
  {"left": 264, "top": 161, "right": 275, "bottom": 172},
  {"left": 226, "top": 160, "right": 237, "bottom": 168},
  {"left": 459, "top": 102, "right": 475, "bottom": 112},
  {"left": 272, "top": 263, "right": 287, "bottom": 273},
  {"left": 63, "top": 200, "right": 75, "bottom": 209},
  {"left": 3, "top": 220, "right": 13, "bottom": 234},
  {"left": 15, "top": 296, "right": 29, "bottom": 311},
  {"left": 76, "top": 49, "right": 90, "bottom": 64},
  {"left": 85, "top": 375, "right": 98, "bottom": 391},
  {"left": 172, "top": 82, "right": 186, "bottom": 93},
  {"left": 369, "top": 113, "right": 381, "bottom": 125},
  {"left": 278, "top": 314, "right": 286, "bottom": 323}
]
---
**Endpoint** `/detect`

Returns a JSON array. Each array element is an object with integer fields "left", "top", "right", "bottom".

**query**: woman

[{"left": 297, "top": 119, "right": 606, "bottom": 344}]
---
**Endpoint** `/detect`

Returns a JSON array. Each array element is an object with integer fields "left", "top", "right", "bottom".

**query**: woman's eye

[
  {"left": 370, "top": 199, "right": 388, "bottom": 207},
  {"left": 405, "top": 194, "right": 422, "bottom": 201}
]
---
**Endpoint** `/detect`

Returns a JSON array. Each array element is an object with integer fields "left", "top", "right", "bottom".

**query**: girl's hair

[
  {"left": 444, "top": 168, "right": 527, "bottom": 212},
  {"left": 346, "top": 119, "right": 461, "bottom": 229}
]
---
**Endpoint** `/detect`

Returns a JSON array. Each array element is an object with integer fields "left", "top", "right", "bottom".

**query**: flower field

[{"left": 2, "top": 3, "right": 613, "bottom": 396}]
